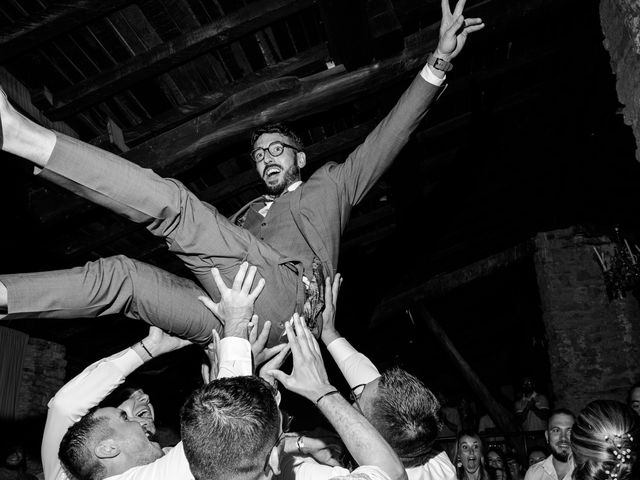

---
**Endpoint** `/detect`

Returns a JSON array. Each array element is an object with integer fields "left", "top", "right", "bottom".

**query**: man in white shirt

[
  {"left": 48, "top": 262, "right": 262, "bottom": 480},
  {"left": 278, "top": 273, "right": 456, "bottom": 480},
  {"left": 182, "top": 314, "right": 408, "bottom": 480},
  {"left": 523, "top": 409, "right": 575, "bottom": 480}
]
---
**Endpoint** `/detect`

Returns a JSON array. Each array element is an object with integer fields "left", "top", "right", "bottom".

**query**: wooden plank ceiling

[{"left": 1, "top": 0, "right": 638, "bottom": 352}]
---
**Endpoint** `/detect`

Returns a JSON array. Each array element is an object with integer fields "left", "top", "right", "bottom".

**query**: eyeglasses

[
  {"left": 349, "top": 384, "right": 367, "bottom": 414},
  {"left": 263, "top": 431, "right": 286, "bottom": 472},
  {"left": 251, "top": 141, "right": 299, "bottom": 163}
]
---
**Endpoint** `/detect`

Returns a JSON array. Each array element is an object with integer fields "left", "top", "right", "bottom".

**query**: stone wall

[
  {"left": 600, "top": 0, "right": 640, "bottom": 162},
  {"left": 534, "top": 227, "right": 640, "bottom": 413},
  {"left": 15, "top": 337, "right": 67, "bottom": 421}
]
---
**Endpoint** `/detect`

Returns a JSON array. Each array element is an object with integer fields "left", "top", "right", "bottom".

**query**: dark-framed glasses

[{"left": 251, "top": 141, "right": 299, "bottom": 163}]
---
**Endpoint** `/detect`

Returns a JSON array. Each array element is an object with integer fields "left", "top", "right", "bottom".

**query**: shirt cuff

[
  {"left": 110, "top": 348, "right": 145, "bottom": 374},
  {"left": 420, "top": 63, "right": 446, "bottom": 86},
  {"left": 217, "top": 337, "right": 253, "bottom": 378},
  {"left": 326, "top": 337, "right": 358, "bottom": 365}
]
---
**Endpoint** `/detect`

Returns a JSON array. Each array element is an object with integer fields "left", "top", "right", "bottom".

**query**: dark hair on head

[
  {"left": 528, "top": 445, "right": 549, "bottom": 459},
  {"left": 454, "top": 430, "right": 489, "bottom": 480},
  {"left": 547, "top": 407, "right": 576, "bottom": 427},
  {"left": 571, "top": 400, "right": 639, "bottom": 480},
  {"left": 59, "top": 407, "right": 111, "bottom": 480},
  {"left": 368, "top": 367, "right": 442, "bottom": 468},
  {"left": 485, "top": 446, "right": 512, "bottom": 480},
  {"left": 250, "top": 123, "right": 304, "bottom": 150},
  {"left": 180, "top": 375, "right": 280, "bottom": 480}
]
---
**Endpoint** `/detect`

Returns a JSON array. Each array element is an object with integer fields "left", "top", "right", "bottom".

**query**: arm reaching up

[{"left": 270, "top": 315, "right": 407, "bottom": 480}]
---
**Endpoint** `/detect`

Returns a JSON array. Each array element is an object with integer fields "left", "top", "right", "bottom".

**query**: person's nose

[{"left": 138, "top": 392, "right": 150, "bottom": 403}]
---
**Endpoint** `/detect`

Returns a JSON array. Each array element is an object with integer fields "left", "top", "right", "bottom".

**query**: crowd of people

[{"left": 0, "top": 0, "right": 639, "bottom": 480}]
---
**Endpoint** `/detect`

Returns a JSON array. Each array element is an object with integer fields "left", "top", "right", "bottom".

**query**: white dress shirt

[
  {"left": 280, "top": 336, "right": 456, "bottom": 480},
  {"left": 524, "top": 455, "right": 574, "bottom": 480},
  {"left": 42, "top": 337, "right": 252, "bottom": 480}
]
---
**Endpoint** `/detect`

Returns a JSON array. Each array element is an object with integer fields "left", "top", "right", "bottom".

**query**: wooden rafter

[{"left": 39, "top": 0, "right": 316, "bottom": 120}]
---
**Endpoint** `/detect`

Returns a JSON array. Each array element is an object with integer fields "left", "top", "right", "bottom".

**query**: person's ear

[
  {"left": 544, "top": 430, "right": 549, "bottom": 444},
  {"left": 296, "top": 151, "right": 306, "bottom": 169},
  {"left": 95, "top": 439, "right": 121, "bottom": 459},
  {"left": 267, "top": 444, "right": 282, "bottom": 476}
]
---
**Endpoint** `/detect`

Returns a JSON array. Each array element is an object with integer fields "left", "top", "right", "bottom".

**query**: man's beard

[
  {"left": 264, "top": 164, "right": 300, "bottom": 196},
  {"left": 550, "top": 446, "right": 570, "bottom": 463}
]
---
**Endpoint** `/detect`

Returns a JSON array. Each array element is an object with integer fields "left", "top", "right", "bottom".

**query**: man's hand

[
  {"left": 320, "top": 273, "right": 343, "bottom": 346},
  {"left": 293, "top": 428, "right": 344, "bottom": 467},
  {"left": 198, "top": 262, "right": 265, "bottom": 339},
  {"left": 258, "top": 342, "right": 291, "bottom": 389},
  {"left": 137, "top": 326, "right": 192, "bottom": 359},
  {"left": 268, "top": 314, "right": 334, "bottom": 402},
  {"left": 249, "top": 318, "right": 289, "bottom": 369},
  {"left": 201, "top": 329, "right": 220, "bottom": 384},
  {"left": 435, "top": 0, "right": 485, "bottom": 62}
]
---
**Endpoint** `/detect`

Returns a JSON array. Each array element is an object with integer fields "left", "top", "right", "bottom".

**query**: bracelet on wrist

[
  {"left": 139, "top": 340, "right": 154, "bottom": 359},
  {"left": 315, "top": 389, "right": 340, "bottom": 405}
]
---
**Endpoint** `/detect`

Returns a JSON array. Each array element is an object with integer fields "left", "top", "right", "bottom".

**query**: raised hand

[
  {"left": 198, "top": 262, "right": 265, "bottom": 339},
  {"left": 258, "top": 341, "right": 291, "bottom": 389},
  {"left": 201, "top": 329, "right": 220, "bottom": 384},
  {"left": 436, "top": 0, "right": 485, "bottom": 61},
  {"left": 249, "top": 318, "right": 289, "bottom": 369},
  {"left": 142, "top": 325, "right": 192, "bottom": 357},
  {"left": 320, "top": 273, "right": 343, "bottom": 346},
  {"left": 268, "top": 314, "right": 334, "bottom": 402}
]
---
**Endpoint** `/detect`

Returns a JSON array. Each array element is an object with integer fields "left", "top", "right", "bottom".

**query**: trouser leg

[{"left": 0, "top": 255, "right": 219, "bottom": 344}]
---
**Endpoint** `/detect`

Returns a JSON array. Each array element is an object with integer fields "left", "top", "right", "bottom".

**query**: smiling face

[
  {"left": 546, "top": 413, "right": 574, "bottom": 462},
  {"left": 528, "top": 449, "right": 547, "bottom": 466},
  {"left": 630, "top": 387, "right": 640, "bottom": 417},
  {"left": 458, "top": 434, "right": 483, "bottom": 475},
  {"left": 252, "top": 132, "right": 305, "bottom": 196},
  {"left": 99, "top": 407, "right": 163, "bottom": 464},
  {"left": 118, "top": 389, "right": 156, "bottom": 436}
]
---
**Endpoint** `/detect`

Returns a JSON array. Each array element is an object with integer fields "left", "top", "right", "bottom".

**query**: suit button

[{"left": 261, "top": 222, "right": 266, "bottom": 226}]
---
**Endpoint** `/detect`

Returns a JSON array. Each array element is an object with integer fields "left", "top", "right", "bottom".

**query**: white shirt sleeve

[
  {"left": 42, "top": 348, "right": 143, "bottom": 480},
  {"left": 105, "top": 442, "right": 193, "bottom": 480},
  {"left": 420, "top": 63, "right": 446, "bottom": 86},
  {"left": 278, "top": 453, "right": 351, "bottom": 480},
  {"left": 330, "top": 465, "right": 392, "bottom": 480},
  {"left": 216, "top": 337, "right": 252, "bottom": 378},
  {"left": 326, "top": 337, "right": 381, "bottom": 388}
]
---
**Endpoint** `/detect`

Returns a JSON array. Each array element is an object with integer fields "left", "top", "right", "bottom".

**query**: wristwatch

[{"left": 427, "top": 53, "right": 453, "bottom": 72}]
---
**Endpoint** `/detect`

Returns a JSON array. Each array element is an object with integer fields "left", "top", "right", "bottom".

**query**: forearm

[
  {"left": 326, "top": 337, "right": 381, "bottom": 387},
  {"left": 317, "top": 392, "right": 406, "bottom": 480}
]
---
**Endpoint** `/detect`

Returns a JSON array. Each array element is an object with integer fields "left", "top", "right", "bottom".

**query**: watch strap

[{"left": 427, "top": 53, "right": 453, "bottom": 72}]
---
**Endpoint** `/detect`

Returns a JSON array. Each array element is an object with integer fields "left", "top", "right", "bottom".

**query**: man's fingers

[
  {"left": 264, "top": 344, "right": 291, "bottom": 369},
  {"left": 268, "top": 369, "right": 289, "bottom": 386},
  {"left": 254, "top": 320, "right": 271, "bottom": 348},
  {"left": 249, "top": 277, "right": 266, "bottom": 300},
  {"left": 232, "top": 262, "right": 249, "bottom": 291},
  {"left": 201, "top": 364, "right": 210, "bottom": 385},
  {"left": 284, "top": 318, "right": 303, "bottom": 359},
  {"left": 453, "top": 0, "right": 467, "bottom": 17},
  {"left": 441, "top": 0, "right": 452, "bottom": 17},
  {"left": 198, "top": 295, "right": 219, "bottom": 316},
  {"left": 210, "top": 267, "right": 229, "bottom": 295},
  {"left": 242, "top": 264, "right": 257, "bottom": 293},
  {"left": 332, "top": 274, "right": 342, "bottom": 304},
  {"left": 262, "top": 342, "right": 288, "bottom": 362},
  {"left": 462, "top": 22, "right": 484, "bottom": 34}
]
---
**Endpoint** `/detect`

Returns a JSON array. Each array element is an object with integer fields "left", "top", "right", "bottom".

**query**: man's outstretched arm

[{"left": 42, "top": 327, "right": 190, "bottom": 480}]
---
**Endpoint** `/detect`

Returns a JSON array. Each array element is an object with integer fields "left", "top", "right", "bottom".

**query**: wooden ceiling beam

[
  {"left": 40, "top": 0, "right": 316, "bottom": 120},
  {"left": 0, "top": 0, "right": 134, "bottom": 64},
  {"left": 371, "top": 240, "right": 535, "bottom": 327}
]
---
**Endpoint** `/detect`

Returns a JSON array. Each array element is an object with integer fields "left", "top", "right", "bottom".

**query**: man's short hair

[
  {"left": 369, "top": 367, "right": 442, "bottom": 467},
  {"left": 59, "top": 407, "right": 111, "bottom": 480},
  {"left": 180, "top": 376, "right": 280, "bottom": 480},
  {"left": 627, "top": 381, "right": 640, "bottom": 404},
  {"left": 547, "top": 407, "right": 575, "bottom": 428},
  {"left": 250, "top": 123, "right": 304, "bottom": 150}
]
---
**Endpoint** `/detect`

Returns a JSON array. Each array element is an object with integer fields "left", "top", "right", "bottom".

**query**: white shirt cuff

[
  {"left": 420, "top": 63, "right": 446, "bottom": 86},
  {"left": 217, "top": 337, "right": 253, "bottom": 378},
  {"left": 326, "top": 337, "right": 358, "bottom": 364}
]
